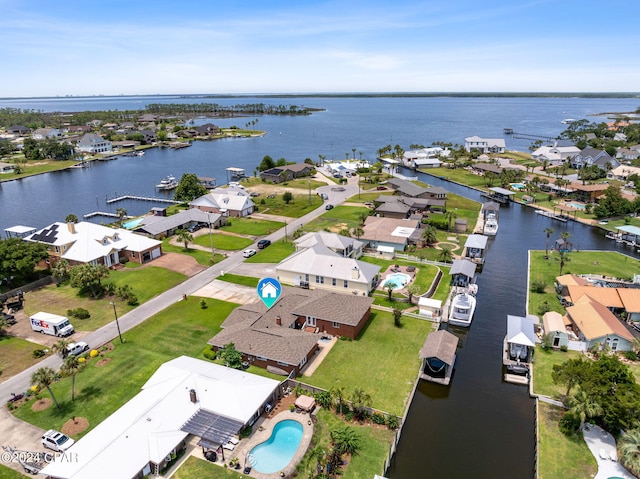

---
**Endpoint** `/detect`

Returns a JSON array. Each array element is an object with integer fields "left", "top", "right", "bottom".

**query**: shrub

[
  {"left": 289, "top": 404, "right": 296, "bottom": 412},
  {"left": 32, "top": 349, "right": 47, "bottom": 358},
  {"left": 530, "top": 279, "right": 546, "bottom": 294},
  {"left": 89, "top": 349, "right": 99, "bottom": 358},
  {"left": 239, "top": 425, "right": 252, "bottom": 438},
  {"left": 559, "top": 345, "right": 568, "bottom": 352},
  {"left": 344, "top": 410, "right": 354, "bottom": 422},
  {"left": 126, "top": 295, "right": 138, "bottom": 306},
  {"left": 623, "top": 350, "right": 638, "bottom": 361},
  {"left": 200, "top": 299, "right": 208, "bottom": 309},
  {"left": 371, "top": 413, "right": 386, "bottom": 425},
  {"left": 314, "top": 390, "right": 333, "bottom": 408},
  {"left": 67, "top": 307, "right": 90, "bottom": 319},
  {"left": 537, "top": 301, "right": 551, "bottom": 316},
  {"left": 386, "top": 415, "right": 400, "bottom": 430},
  {"left": 202, "top": 347, "right": 217, "bottom": 360},
  {"left": 558, "top": 411, "right": 581, "bottom": 436}
]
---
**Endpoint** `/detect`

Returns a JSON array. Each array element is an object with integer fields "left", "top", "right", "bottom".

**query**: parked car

[
  {"left": 42, "top": 430, "right": 75, "bottom": 452},
  {"left": 320, "top": 193, "right": 329, "bottom": 200},
  {"left": 376, "top": 186, "right": 387, "bottom": 190},
  {"left": 257, "top": 239, "right": 271, "bottom": 249},
  {"left": 242, "top": 249, "right": 257, "bottom": 258},
  {"left": 66, "top": 341, "right": 89, "bottom": 357},
  {"left": 325, "top": 204, "right": 334, "bottom": 210},
  {"left": 187, "top": 223, "right": 202, "bottom": 233},
  {"left": 1, "top": 311, "right": 16, "bottom": 325}
]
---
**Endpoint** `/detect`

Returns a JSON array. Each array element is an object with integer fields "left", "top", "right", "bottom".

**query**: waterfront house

[
  {"left": 26, "top": 221, "right": 162, "bottom": 267},
  {"left": 565, "top": 296, "right": 634, "bottom": 352},
  {"left": 77, "top": 133, "right": 112, "bottom": 154},
  {"left": 135, "top": 210, "right": 224, "bottom": 239},
  {"left": 568, "top": 182, "right": 609, "bottom": 203},
  {"left": 259, "top": 163, "right": 313, "bottom": 183},
  {"left": 555, "top": 274, "right": 590, "bottom": 297},
  {"left": 471, "top": 162, "right": 503, "bottom": 176},
  {"left": 137, "top": 129, "right": 156, "bottom": 144},
  {"left": 464, "top": 136, "right": 506, "bottom": 154},
  {"left": 189, "top": 189, "right": 255, "bottom": 217},
  {"left": 40, "top": 356, "right": 279, "bottom": 479},
  {"left": 194, "top": 123, "right": 220, "bottom": 136},
  {"left": 402, "top": 147, "right": 449, "bottom": 168},
  {"left": 361, "top": 216, "right": 421, "bottom": 252},
  {"left": 276, "top": 242, "right": 380, "bottom": 295},
  {"left": 541, "top": 311, "right": 570, "bottom": 349},
  {"left": 570, "top": 148, "right": 620, "bottom": 171},
  {"left": 208, "top": 288, "right": 374, "bottom": 374},
  {"left": 386, "top": 177, "right": 431, "bottom": 198},
  {"left": 531, "top": 142, "right": 580, "bottom": 167}
]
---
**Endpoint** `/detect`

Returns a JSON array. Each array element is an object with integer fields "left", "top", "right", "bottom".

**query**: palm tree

[
  {"left": 544, "top": 227, "right": 554, "bottom": 258},
  {"left": 444, "top": 210, "right": 457, "bottom": 231},
  {"left": 385, "top": 281, "right": 396, "bottom": 301},
  {"left": 61, "top": 355, "right": 82, "bottom": 401},
  {"left": 619, "top": 429, "right": 640, "bottom": 476},
  {"left": 330, "top": 386, "right": 346, "bottom": 414},
  {"left": 31, "top": 367, "right": 61, "bottom": 409},
  {"left": 567, "top": 389, "right": 602, "bottom": 429},
  {"left": 116, "top": 207, "right": 127, "bottom": 226},
  {"left": 559, "top": 251, "right": 570, "bottom": 275},
  {"left": 350, "top": 388, "right": 372, "bottom": 421},
  {"left": 560, "top": 231, "right": 573, "bottom": 251},
  {"left": 330, "top": 426, "right": 362, "bottom": 457},
  {"left": 392, "top": 306, "right": 403, "bottom": 327},
  {"left": 352, "top": 227, "right": 364, "bottom": 239},
  {"left": 52, "top": 338, "right": 71, "bottom": 359},
  {"left": 422, "top": 225, "right": 438, "bottom": 246},
  {"left": 406, "top": 284, "right": 420, "bottom": 303},
  {"left": 438, "top": 246, "right": 453, "bottom": 263},
  {"left": 65, "top": 214, "right": 78, "bottom": 224},
  {"left": 175, "top": 228, "right": 193, "bottom": 251}
]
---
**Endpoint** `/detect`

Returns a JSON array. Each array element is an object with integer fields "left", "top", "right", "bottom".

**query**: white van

[{"left": 30, "top": 312, "right": 74, "bottom": 337}]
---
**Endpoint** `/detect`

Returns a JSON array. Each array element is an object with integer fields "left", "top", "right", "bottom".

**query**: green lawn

[
  {"left": 0, "top": 159, "right": 78, "bottom": 182},
  {"left": 219, "top": 218, "right": 284, "bottom": 236},
  {"left": 538, "top": 402, "right": 597, "bottom": 479},
  {"left": 528, "top": 250, "right": 640, "bottom": 316},
  {"left": 23, "top": 267, "right": 187, "bottom": 332},
  {"left": 254, "top": 194, "right": 323, "bottom": 218},
  {"left": 193, "top": 233, "right": 253, "bottom": 251},
  {"left": 361, "top": 257, "right": 444, "bottom": 299},
  {"left": 0, "top": 464, "right": 27, "bottom": 479},
  {"left": 13, "top": 297, "right": 238, "bottom": 437},
  {"left": 171, "top": 457, "right": 244, "bottom": 479},
  {"left": 0, "top": 336, "right": 51, "bottom": 382},
  {"left": 216, "top": 273, "right": 260, "bottom": 288},
  {"left": 243, "top": 239, "right": 295, "bottom": 263},
  {"left": 532, "top": 346, "right": 582, "bottom": 399},
  {"left": 161, "top": 239, "right": 224, "bottom": 265},
  {"left": 304, "top": 205, "right": 371, "bottom": 233},
  {"left": 303, "top": 311, "right": 434, "bottom": 415}
]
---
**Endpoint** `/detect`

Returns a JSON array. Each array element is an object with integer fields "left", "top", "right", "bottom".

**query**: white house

[
  {"left": 464, "top": 136, "right": 506, "bottom": 154},
  {"left": 32, "top": 128, "right": 61, "bottom": 140},
  {"left": 276, "top": 242, "right": 380, "bottom": 295},
  {"left": 40, "top": 357, "right": 279, "bottom": 479},
  {"left": 294, "top": 231, "right": 364, "bottom": 259},
  {"left": 189, "top": 189, "right": 255, "bottom": 217},
  {"left": 77, "top": 133, "right": 113, "bottom": 154},
  {"left": 531, "top": 144, "right": 580, "bottom": 167}
]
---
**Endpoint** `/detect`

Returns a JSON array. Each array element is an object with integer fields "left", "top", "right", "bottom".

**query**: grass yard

[
  {"left": 304, "top": 205, "right": 371, "bottom": 233},
  {"left": 23, "top": 267, "right": 187, "bottom": 332},
  {"left": 193, "top": 233, "right": 253, "bottom": 251},
  {"left": 0, "top": 464, "right": 27, "bottom": 479},
  {"left": 303, "top": 311, "right": 434, "bottom": 415},
  {"left": 254, "top": 194, "right": 323, "bottom": 218},
  {"left": 0, "top": 159, "right": 78, "bottom": 182},
  {"left": 528, "top": 250, "right": 640, "bottom": 316},
  {"left": 419, "top": 167, "right": 489, "bottom": 189},
  {"left": 161, "top": 240, "right": 224, "bottom": 265},
  {"left": 243, "top": 239, "right": 295, "bottom": 263},
  {"left": 531, "top": 346, "right": 582, "bottom": 399},
  {"left": 13, "top": 297, "right": 238, "bottom": 437},
  {"left": 216, "top": 273, "right": 260, "bottom": 288},
  {"left": 171, "top": 457, "right": 243, "bottom": 479},
  {"left": 0, "top": 335, "right": 50, "bottom": 379},
  {"left": 219, "top": 218, "right": 284, "bottom": 236},
  {"left": 538, "top": 402, "right": 597, "bottom": 479},
  {"left": 361, "top": 257, "right": 443, "bottom": 299}
]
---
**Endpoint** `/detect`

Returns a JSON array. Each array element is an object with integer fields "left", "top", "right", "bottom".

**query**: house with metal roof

[
  {"left": 464, "top": 136, "right": 505, "bottom": 153},
  {"left": 26, "top": 222, "right": 162, "bottom": 267},
  {"left": 449, "top": 259, "right": 477, "bottom": 287},
  {"left": 419, "top": 330, "right": 458, "bottom": 385},
  {"left": 208, "top": 287, "right": 374, "bottom": 374},
  {"left": 40, "top": 356, "right": 278, "bottom": 479},
  {"left": 463, "top": 234, "right": 488, "bottom": 265},
  {"left": 277, "top": 242, "right": 380, "bottom": 295},
  {"left": 189, "top": 189, "right": 255, "bottom": 217},
  {"left": 541, "top": 311, "right": 570, "bottom": 349}
]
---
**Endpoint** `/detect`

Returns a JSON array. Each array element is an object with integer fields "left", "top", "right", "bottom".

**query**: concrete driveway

[{"left": 583, "top": 423, "right": 634, "bottom": 479}]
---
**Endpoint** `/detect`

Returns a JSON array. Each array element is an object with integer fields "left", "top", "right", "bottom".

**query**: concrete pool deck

[{"left": 582, "top": 423, "right": 634, "bottom": 479}]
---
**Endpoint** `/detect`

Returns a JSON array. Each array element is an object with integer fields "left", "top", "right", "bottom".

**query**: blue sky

[{"left": 1, "top": 0, "right": 639, "bottom": 97}]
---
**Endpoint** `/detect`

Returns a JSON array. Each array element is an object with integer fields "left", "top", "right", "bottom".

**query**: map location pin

[{"left": 257, "top": 277, "right": 282, "bottom": 309}]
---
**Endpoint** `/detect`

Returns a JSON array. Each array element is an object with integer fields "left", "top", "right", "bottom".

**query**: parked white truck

[{"left": 30, "top": 312, "right": 75, "bottom": 337}]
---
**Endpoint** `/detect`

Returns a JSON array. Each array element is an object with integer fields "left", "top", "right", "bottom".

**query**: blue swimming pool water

[
  {"left": 565, "top": 201, "right": 585, "bottom": 210},
  {"left": 510, "top": 183, "right": 525, "bottom": 190},
  {"left": 383, "top": 272, "right": 411, "bottom": 290},
  {"left": 250, "top": 419, "right": 304, "bottom": 473},
  {"left": 122, "top": 217, "right": 144, "bottom": 229}
]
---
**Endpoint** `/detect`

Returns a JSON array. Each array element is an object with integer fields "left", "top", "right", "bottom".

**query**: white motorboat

[
  {"left": 561, "top": 118, "right": 577, "bottom": 124},
  {"left": 156, "top": 175, "right": 178, "bottom": 190},
  {"left": 483, "top": 212, "right": 499, "bottom": 236},
  {"left": 448, "top": 292, "right": 476, "bottom": 328}
]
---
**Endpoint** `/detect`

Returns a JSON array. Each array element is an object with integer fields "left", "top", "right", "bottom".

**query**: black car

[
  {"left": 257, "top": 239, "right": 271, "bottom": 249},
  {"left": 187, "top": 223, "right": 202, "bottom": 233},
  {"left": 1, "top": 312, "right": 16, "bottom": 325},
  {"left": 325, "top": 204, "right": 334, "bottom": 210}
]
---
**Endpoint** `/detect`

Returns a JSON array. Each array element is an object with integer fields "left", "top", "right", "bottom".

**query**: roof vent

[{"left": 189, "top": 389, "right": 198, "bottom": 404}]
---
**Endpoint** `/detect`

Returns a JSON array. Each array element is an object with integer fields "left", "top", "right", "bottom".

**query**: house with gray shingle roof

[
  {"left": 208, "top": 287, "right": 374, "bottom": 375},
  {"left": 570, "top": 148, "right": 619, "bottom": 171},
  {"left": 294, "top": 231, "right": 364, "bottom": 258},
  {"left": 77, "top": 133, "right": 112, "bottom": 153},
  {"left": 190, "top": 189, "right": 255, "bottom": 217},
  {"left": 134, "top": 210, "right": 224, "bottom": 238}
]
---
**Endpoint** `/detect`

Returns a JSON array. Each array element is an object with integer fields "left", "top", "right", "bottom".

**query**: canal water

[{"left": 387, "top": 169, "right": 639, "bottom": 479}]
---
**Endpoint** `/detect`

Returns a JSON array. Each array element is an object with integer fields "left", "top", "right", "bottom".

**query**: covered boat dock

[{"left": 419, "top": 330, "right": 459, "bottom": 385}]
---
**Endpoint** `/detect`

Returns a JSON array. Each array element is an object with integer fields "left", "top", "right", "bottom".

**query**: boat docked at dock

[
  {"left": 503, "top": 314, "right": 540, "bottom": 384},
  {"left": 483, "top": 212, "right": 499, "bottom": 236},
  {"left": 155, "top": 175, "right": 178, "bottom": 191},
  {"left": 448, "top": 288, "right": 477, "bottom": 328}
]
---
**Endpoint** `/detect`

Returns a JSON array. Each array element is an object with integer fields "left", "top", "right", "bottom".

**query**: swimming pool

[
  {"left": 510, "top": 183, "right": 525, "bottom": 190},
  {"left": 249, "top": 419, "right": 304, "bottom": 473},
  {"left": 564, "top": 201, "right": 585, "bottom": 210},
  {"left": 383, "top": 272, "right": 411, "bottom": 290},
  {"left": 122, "top": 217, "right": 144, "bottom": 229}
]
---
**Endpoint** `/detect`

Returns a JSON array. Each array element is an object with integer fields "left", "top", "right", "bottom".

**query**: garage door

[{"left": 151, "top": 247, "right": 161, "bottom": 259}]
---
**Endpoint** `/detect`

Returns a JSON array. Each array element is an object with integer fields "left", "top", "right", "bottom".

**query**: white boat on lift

[
  {"left": 156, "top": 175, "right": 178, "bottom": 190},
  {"left": 448, "top": 290, "right": 477, "bottom": 328},
  {"left": 483, "top": 212, "right": 499, "bottom": 236}
]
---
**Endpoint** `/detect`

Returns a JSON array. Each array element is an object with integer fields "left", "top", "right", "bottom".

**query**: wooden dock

[
  {"left": 535, "top": 209, "right": 568, "bottom": 222},
  {"left": 83, "top": 211, "right": 134, "bottom": 219},
  {"left": 105, "top": 195, "right": 180, "bottom": 205}
]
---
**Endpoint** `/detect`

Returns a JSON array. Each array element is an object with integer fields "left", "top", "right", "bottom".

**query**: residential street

[{"left": 0, "top": 171, "right": 358, "bottom": 460}]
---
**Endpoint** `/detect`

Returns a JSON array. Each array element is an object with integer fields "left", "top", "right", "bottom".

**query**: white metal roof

[{"left": 507, "top": 315, "right": 538, "bottom": 347}]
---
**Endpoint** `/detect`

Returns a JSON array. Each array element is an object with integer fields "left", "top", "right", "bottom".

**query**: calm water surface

[{"left": 2, "top": 96, "right": 639, "bottom": 478}]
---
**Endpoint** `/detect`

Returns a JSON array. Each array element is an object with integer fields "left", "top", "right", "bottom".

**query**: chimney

[
  {"left": 189, "top": 389, "right": 198, "bottom": 404},
  {"left": 351, "top": 266, "right": 360, "bottom": 279},
  {"left": 275, "top": 316, "right": 282, "bottom": 326},
  {"left": 67, "top": 222, "right": 76, "bottom": 234}
]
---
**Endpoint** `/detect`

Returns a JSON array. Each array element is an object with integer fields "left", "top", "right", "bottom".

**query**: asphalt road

[{"left": 0, "top": 171, "right": 359, "bottom": 403}]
